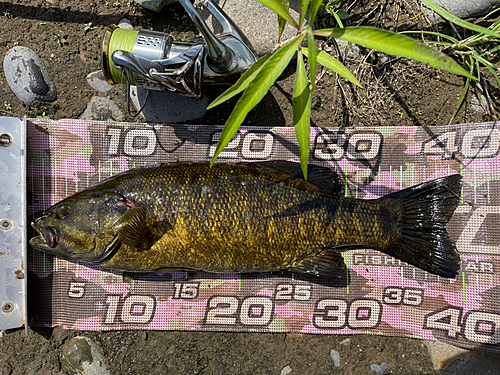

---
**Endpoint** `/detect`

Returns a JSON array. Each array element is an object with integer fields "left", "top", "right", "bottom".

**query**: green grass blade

[
  {"left": 309, "top": 0, "right": 323, "bottom": 25},
  {"left": 210, "top": 34, "right": 305, "bottom": 165},
  {"left": 278, "top": 0, "right": 290, "bottom": 42},
  {"left": 307, "top": 26, "right": 317, "bottom": 95},
  {"left": 419, "top": 0, "right": 500, "bottom": 39},
  {"left": 449, "top": 56, "right": 474, "bottom": 124},
  {"left": 303, "top": 48, "right": 363, "bottom": 88},
  {"left": 255, "top": 0, "right": 299, "bottom": 30},
  {"left": 299, "top": 0, "right": 310, "bottom": 29},
  {"left": 293, "top": 49, "right": 311, "bottom": 179},
  {"left": 486, "top": 64, "right": 500, "bottom": 88},
  {"left": 314, "top": 27, "right": 475, "bottom": 79},
  {"left": 207, "top": 55, "right": 272, "bottom": 110}
]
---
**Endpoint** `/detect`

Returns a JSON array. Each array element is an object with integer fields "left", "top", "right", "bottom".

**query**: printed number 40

[{"left": 424, "top": 307, "right": 500, "bottom": 344}]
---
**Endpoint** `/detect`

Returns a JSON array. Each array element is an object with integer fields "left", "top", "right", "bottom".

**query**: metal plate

[{"left": 0, "top": 116, "right": 27, "bottom": 331}]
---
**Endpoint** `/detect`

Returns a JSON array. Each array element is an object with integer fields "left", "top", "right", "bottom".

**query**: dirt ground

[{"left": 1, "top": 0, "right": 499, "bottom": 374}]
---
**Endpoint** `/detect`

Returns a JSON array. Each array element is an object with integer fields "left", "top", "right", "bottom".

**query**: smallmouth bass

[{"left": 30, "top": 162, "right": 461, "bottom": 278}]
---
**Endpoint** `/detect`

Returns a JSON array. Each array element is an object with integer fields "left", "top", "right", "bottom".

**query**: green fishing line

[{"left": 104, "top": 27, "right": 138, "bottom": 84}]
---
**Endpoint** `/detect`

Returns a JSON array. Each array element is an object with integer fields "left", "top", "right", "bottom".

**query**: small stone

[
  {"left": 339, "top": 338, "right": 351, "bottom": 346},
  {"left": 0, "top": 362, "right": 12, "bottom": 375},
  {"left": 133, "top": 0, "right": 176, "bottom": 12},
  {"left": 62, "top": 336, "right": 109, "bottom": 375},
  {"left": 280, "top": 365, "right": 292, "bottom": 375},
  {"left": 330, "top": 349, "right": 341, "bottom": 367},
  {"left": 471, "top": 96, "right": 486, "bottom": 113},
  {"left": 370, "top": 362, "right": 387, "bottom": 374},
  {"left": 117, "top": 18, "right": 134, "bottom": 30},
  {"left": 80, "top": 96, "right": 124, "bottom": 122},
  {"left": 86, "top": 71, "right": 115, "bottom": 93},
  {"left": 336, "top": 40, "right": 360, "bottom": 59},
  {"left": 425, "top": 341, "right": 471, "bottom": 370},
  {"left": 3, "top": 46, "right": 57, "bottom": 105}
]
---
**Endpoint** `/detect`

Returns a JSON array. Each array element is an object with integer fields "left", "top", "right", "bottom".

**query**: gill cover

[{"left": 30, "top": 191, "right": 135, "bottom": 263}]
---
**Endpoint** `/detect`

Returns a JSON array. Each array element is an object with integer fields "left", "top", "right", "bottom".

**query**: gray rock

[
  {"left": 216, "top": 0, "right": 306, "bottom": 56},
  {"left": 330, "top": 349, "right": 341, "bottom": 367},
  {"left": 80, "top": 96, "right": 125, "bottom": 122},
  {"left": 134, "top": 88, "right": 208, "bottom": 122},
  {"left": 370, "top": 362, "right": 388, "bottom": 374},
  {"left": 133, "top": 0, "right": 175, "bottom": 12},
  {"left": 3, "top": 46, "right": 57, "bottom": 105},
  {"left": 86, "top": 71, "right": 115, "bottom": 93},
  {"left": 0, "top": 362, "right": 12, "bottom": 375},
  {"left": 62, "top": 336, "right": 109, "bottom": 375},
  {"left": 280, "top": 365, "right": 292, "bottom": 375},
  {"left": 135, "top": 0, "right": 306, "bottom": 56},
  {"left": 117, "top": 18, "right": 134, "bottom": 30},
  {"left": 427, "top": 0, "right": 500, "bottom": 19},
  {"left": 336, "top": 40, "right": 360, "bottom": 59}
]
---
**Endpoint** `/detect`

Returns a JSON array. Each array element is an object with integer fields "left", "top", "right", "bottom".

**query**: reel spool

[{"left": 99, "top": 0, "right": 257, "bottom": 116}]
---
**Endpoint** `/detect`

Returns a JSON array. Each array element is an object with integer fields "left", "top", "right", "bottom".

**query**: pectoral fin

[
  {"left": 289, "top": 249, "right": 346, "bottom": 278},
  {"left": 116, "top": 206, "right": 171, "bottom": 250}
]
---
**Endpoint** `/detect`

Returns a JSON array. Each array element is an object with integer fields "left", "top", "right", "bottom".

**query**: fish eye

[{"left": 55, "top": 204, "right": 71, "bottom": 219}]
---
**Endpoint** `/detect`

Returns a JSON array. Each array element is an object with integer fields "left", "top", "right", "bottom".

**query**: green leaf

[
  {"left": 293, "top": 49, "right": 311, "bottom": 180},
  {"left": 278, "top": 0, "right": 289, "bottom": 42},
  {"left": 331, "top": 11, "right": 344, "bottom": 29},
  {"left": 309, "top": 0, "right": 323, "bottom": 25},
  {"left": 419, "top": 0, "right": 500, "bottom": 39},
  {"left": 299, "top": 0, "right": 310, "bottom": 29},
  {"left": 303, "top": 48, "right": 362, "bottom": 88},
  {"left": 313, "top": 27, "right": 475, "bottom": 79},
  {"left": 307, "top": 26, "right": 317, "bottom": 95},
  {"left": 210, "top": 34, "right": 306, "bottom": 166},
  {"left": 207, "top": 54, "right": 272, "bottom": 110},
  {"left": 254, "top": 0, "right": 299, "bottom": 30}
]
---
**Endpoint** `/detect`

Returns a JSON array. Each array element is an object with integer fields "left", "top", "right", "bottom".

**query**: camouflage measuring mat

[{"left": 27, "top": 119, "right": 500, "bottom": 352}]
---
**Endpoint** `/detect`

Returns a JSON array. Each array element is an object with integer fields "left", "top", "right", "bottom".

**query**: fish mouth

[{"left": 31, "top": 220, "right": 57, "bottom": 249}]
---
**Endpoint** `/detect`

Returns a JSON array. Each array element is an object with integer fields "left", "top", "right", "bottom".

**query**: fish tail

[{"left": 379, "top": 174, "right": 462, "bottom": 278}]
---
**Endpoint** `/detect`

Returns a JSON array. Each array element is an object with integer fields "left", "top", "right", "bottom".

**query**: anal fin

[{"left": 288, "top": 249, "right": 346, "bottom": 278}]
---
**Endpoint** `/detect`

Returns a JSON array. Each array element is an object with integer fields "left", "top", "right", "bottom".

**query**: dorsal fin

[{"left": 239, "top": 161, "right": 343, "bottom": 197}]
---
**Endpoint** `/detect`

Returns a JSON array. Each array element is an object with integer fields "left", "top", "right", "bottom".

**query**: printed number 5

[{"left": 68, "top": 282, "right": 85, "bottom": 298}]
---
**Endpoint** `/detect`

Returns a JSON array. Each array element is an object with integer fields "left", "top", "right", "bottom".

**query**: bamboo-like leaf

[
  {"left": 299, "top": 0, "right": 310, "bottom": 29},
  {"left": 314, "top": 27, "right": 475, "bottom": 79},
  {"left": 307, "top": 27, "right": 317, "bottom": 95},
  {"left": 207, "top": 54, "right": 272, "bottom": 110},
  {"left": 255, "top": 0, "right": 299, "bottom": 30},
  {"left": 210, "top": 34, "right": 306, "bottom": 166},
  {"left": 309, "top": 0, "right": 323, "bottom": 25},
  {"left": 278, "top": 0, "right": 289, "bottom": 42},
  {"left": 303, "top": 48, "right": 362, "bottom": 87},
  {"left": 293, "top": 49, "right": 311, "bottom": 180},
  {"left": 419, "top": 0, "right": 500, "bottom": 39},
  {"left": 331, "top": 10, "right": 344, "bottom": 29}
]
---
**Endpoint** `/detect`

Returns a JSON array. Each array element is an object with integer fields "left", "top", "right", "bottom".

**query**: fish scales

[
  {"left": 100, "top": 165, "right": 386, "bottom": 272},
  {"left": 30, "top": 162, "right": 462, "bottom": 278}
]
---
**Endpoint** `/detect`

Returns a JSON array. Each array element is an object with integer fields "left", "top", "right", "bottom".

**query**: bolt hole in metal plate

[{"left": 0, "top": 117, "right": 26, "bottom": 331}]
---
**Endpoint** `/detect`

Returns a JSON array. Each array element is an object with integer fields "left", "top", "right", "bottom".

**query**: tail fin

[{"left": 380, "top": 175, "right": 461, "bottom": 278}]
